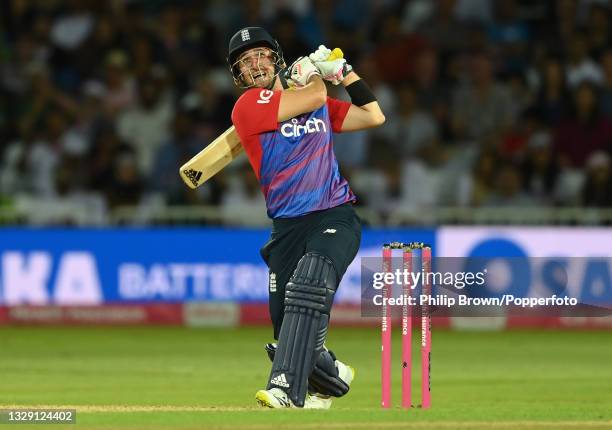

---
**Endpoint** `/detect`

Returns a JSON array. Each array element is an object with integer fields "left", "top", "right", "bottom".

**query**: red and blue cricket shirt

[{"left": 231, "top": 88, "right": 356, "bottom": 218}]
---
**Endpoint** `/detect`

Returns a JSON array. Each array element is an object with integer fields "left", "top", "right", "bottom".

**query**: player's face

[{"left": 236, "top": 47, "right": 275, "bottom": 88}]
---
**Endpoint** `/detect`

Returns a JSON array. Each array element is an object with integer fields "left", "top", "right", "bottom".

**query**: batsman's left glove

[
  {"left": 285, "top": 56, "right": 321, "bottom": 87},
  {"left": 309, "top": 45, "right": 352, "bottom": 85}
]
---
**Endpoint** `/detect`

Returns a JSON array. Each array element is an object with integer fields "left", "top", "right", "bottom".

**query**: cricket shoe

[
  {"left": 336, "top": 358, "right": 356, "bottom": 387},
  {"left": 306, "top": 359, "right": 356, "bottom": 409},
  {"left": 255, "top": 388, "right": 334, "bottom": 409},
  {"left": 265, "top": 343, "right": 356, "bottom": 390},
  {"left": 255, "top": 388, "right": 294, "bottom": 408},
  {"left": 304, "top": 393, "right": 332, "bottom": 409}
]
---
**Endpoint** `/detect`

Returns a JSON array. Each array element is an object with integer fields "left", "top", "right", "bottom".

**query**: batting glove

[
  {"left": 309, "top": 45, "right": 333, "bottom": 62},
  {"left": 286, "top": 56, "right": 321, "bottom": 87},
  {"left": 309, "top": 45, "right": 352, "bottom": 85}
]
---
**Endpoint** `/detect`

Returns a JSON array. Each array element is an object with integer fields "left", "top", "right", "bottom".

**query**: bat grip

[{"left": 327, "top": 48, "right": 344, "bottom": 61}]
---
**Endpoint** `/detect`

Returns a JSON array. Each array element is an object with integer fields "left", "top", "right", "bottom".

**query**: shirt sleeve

[
  {"left": 326, "top": 96, "right": 352, "bottom": 133},
  {"left": 231, "top": 88, "right": 282, "bottom": 135}
]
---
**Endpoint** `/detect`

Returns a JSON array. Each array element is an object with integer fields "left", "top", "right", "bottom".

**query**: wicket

[{"left": 381, "top": 242, "right": 432, "bottom": 409}]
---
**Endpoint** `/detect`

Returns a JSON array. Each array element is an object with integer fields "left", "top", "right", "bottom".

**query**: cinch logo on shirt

[{"left": 281, "top": 117, "right": 327, "bottom": 138}]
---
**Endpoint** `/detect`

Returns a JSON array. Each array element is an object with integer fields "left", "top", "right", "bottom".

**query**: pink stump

[
  {"left": 381, "top": 246, "right": 392, "bottom": 408},
  {"left": 401, "top": 246, "right": 412, "bottom": 408},
  {"left": 421, "top": 246, "right": 432, "bottom": 409}
]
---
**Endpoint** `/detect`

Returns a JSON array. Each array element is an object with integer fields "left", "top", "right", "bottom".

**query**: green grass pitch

[{"left": 0, "top": 326, "right": 611, "bottom": 429}]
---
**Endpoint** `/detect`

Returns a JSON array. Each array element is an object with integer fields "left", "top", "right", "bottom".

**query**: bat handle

[{"left": 327, "top": 48, "right": 344, "bottom": 61}]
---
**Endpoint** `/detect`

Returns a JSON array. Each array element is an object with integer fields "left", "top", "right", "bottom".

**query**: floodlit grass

[{"left": 1, "top": 327, "right": 611, "bottom": 429}]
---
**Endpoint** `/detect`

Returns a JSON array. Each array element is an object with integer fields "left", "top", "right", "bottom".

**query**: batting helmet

[{"left": 227, "top": 27, "right": 285, "bottom": 88}]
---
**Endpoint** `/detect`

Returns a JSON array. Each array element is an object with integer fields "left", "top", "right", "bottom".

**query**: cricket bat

[
  {"left": 179, "top": 48, "right": 344, "bottom": 189},
  {"left": 180, "top": 126, "right": 242, "bottom": 188}
]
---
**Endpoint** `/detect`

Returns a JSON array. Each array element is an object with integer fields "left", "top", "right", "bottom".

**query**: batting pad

[{"left": 266, "top": 253, "right": 337, "bottom": 407}]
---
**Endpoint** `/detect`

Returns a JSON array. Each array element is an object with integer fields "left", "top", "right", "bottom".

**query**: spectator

[
  {"left": 105, "top": 151, "right": 143, "bottom": 209},
  {"left": 412, "top": 48, "right": 452, "bottom": 137},
  {"left": 398, "top": 140, "right": 451, "bottom": 209},
  {"left": 1, "top": 110, "right": 70, "bottom": 197},
  {"left": 455, "top": 0, "right": 493, "bottom": 24},
  {"left": 564, "top": 31, "right": 603, "bottom": 88},
  {"left": 351, "top": 54, "right": 396, "bottom": 117},
  {"left": 372, "top": 11, "right": 427, "bottom": 84},
  {"left": 116, "top": 70, "right": 174, "bottom": 176},
  {"left": 87, "top": 126, "right": 131, "bottom": 194},
  {"left": 554, "top": 82, "right": 612, "bottom": 168},
  {"left": 1, "top": 33, "right": 50, "bottom": 100},
  {"left": 100, "top": 50, "right": 136, "bottom": 116},
  {"left": 0, "top": 130, "right": 37, "bottom": 196},
  {"left": 521, "top": 131, "right": 560, "bottom": 205},
  {"left": 49, "top": 0, "right": 95, "bottom": 52},
  {"left": 488, "top": 0, "right": 531, "bottom": 75},
  {"left": 499, "top": 107, "right": 541, "bottom": 158},
  {"left": 63, "top": 80, "right": 111, "bottom": 157},
  {"left": 381, "top": 84, "right": 439, "bottom": 158},
  {"left": 272, "top": 10, "right": 310, "bottom": 64},
  {"left": 49, "top": 0, "right": 96, "bottom": 94},
  {"left": 582, "top": 151, "right": 612, "bottom": 207},
  {"left": 599, "top": 49, "right": 612, "bottom": 118},
  {"left": 551, "top": 0, "right": 579, "bottom": 50},
  {"left": 468, "top": 150, "right": 498, "bottom": 206},
  {"left": 153, "top": 4, "right": 200, "bottom": 95},
  {"left": 220, "top": 164, "right": 268, "bottom": 226},
  {"left": 532, "top": 57, "right": 571, "bottom": 126},
  {"left": 506, "top": 72, "right": 533, "bottom": 125},
  {"left": 126, "top": 32, "right": 160, "bottom": 82},
  {"left": 228, "top": 0, "right": 269, "bottom": 34},
  {"left": 181, "top": 3, "right": 223, "bottom": 67},
  {"left": 294, "top": 0, "right": 336, "bottom": 50},
  {"left": 150, "top": 108, "right": 207, "bottom": 204},
  {"left": 18, "top": 64, "right": 79, "bottom": 137},
  {"left": 332, "top": 55, "right": 391, "bottom": 170},
  {"left": 416, "top": 0, "right": 469, "bottom": 56},
  {"left": 189, "top": 74, "right": 235, "bottom": 137},
  {"left": 76, "top": 14, "right": 122, "bottom": 80},
  {"left": 586, "top": 3, "right": 611, "bottom": 59},
  {"left": 451, "top": 50, "right": 515, "bottom": 142},
  {"left": 155, "top": 4, "right": 184, "bottom": 54},
  {"left": 483, "top": 162, "right": 536, "bottom": 207}
]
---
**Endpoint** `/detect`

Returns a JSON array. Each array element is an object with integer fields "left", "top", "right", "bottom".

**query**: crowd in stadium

[{"left": 1, "top": 0, "right": 612, "bottom": 225}]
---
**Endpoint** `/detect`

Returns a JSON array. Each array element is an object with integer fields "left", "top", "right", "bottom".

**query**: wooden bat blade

[{"left": 179, "top": 125, "right": 244, "bottom": 189}]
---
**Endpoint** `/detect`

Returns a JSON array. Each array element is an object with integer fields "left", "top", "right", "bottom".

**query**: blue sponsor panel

[
  {"left": 437, "top": 227, "right": 612, "bottom": 304},
  {"left": 0, "top": 228, "right": 271, "bottom": 304},
  {"left": 0, "top": 228, "right": 435, "bottom": 305}
]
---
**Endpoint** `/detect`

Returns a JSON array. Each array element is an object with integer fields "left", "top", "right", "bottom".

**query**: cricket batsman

[{"left": 227, "top": 27, "right": 385, "bottom": 408}]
